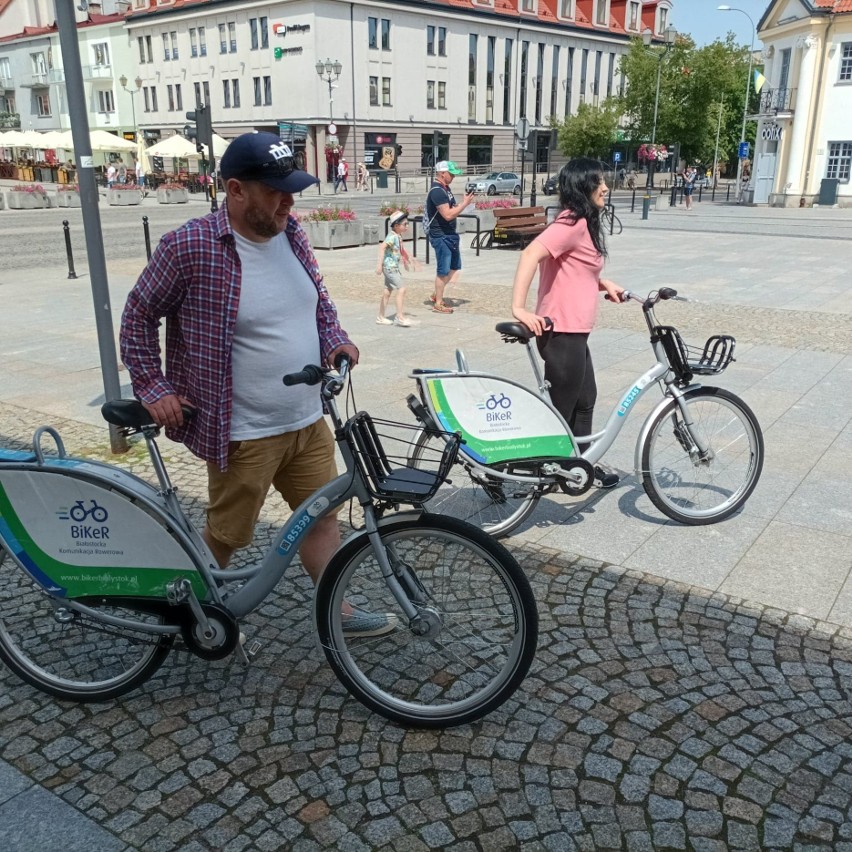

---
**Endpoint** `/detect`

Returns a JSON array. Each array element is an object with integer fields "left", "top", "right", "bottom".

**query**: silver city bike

[
  {"left": 0, "top": 360, "right": 538, "bottom": 728},
  {"left": 407, "top": 288, "right": 764, "bottom": 537}
]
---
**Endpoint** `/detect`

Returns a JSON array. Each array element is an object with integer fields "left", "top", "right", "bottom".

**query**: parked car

[
  {"left": 466, "top": 172, "right": 522, "bottom": 195},
  {"left": 542, "top": 175, "right": 558, "bottom": 194}
]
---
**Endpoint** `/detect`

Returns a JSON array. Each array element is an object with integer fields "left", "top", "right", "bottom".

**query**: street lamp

[
  {"left": 718, "top": 5, "right": 756, "bottom": 201},
  {"left": 315, "top": 58, "right": 343, "bottom": 124},
  {"left": 641, "top": 25, "right": 677, "bottom": 187},
  {"left": 119, "top": 74, "right": 143, "bottom": 140}
]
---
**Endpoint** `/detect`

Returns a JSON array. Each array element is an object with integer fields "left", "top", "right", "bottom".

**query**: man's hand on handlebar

[
  {"left": 142, "top": 394, "right": 194, "bottom": 429},
  {"left": 328, "top": 344, "right": 359, "bottom": 371}
]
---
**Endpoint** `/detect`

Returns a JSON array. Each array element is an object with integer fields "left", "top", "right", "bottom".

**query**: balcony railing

[
  {"left": 82, "top": 64, "right": 114, "bottom": 80},
  {"left": 759, "top": 87, "right": 796, "bottom": 115},
  {"left": 50, "top": 69, "right": 65, "bottom": 83},
  {"left": 21, "top": 73, "right": 49, "bottom": 88},
  {"left": 0, "top": 76, "right": 13, "bottom": 90}
]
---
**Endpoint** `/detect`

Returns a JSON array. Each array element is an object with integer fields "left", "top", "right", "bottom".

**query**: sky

[{"left": 671, "top": 0, "right": 770, "bottom": 47}]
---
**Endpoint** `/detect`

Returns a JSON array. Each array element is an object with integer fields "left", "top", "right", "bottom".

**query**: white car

[{"left": 466, "top": 172, "right": 522, "bottom": 196}]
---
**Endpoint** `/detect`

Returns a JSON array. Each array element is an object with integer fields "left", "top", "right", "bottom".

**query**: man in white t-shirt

[
  {"left": 120, "top": 132, "right": 394, "bottom": 638},
  {"left": 135, "top": 158, "right": 145, "bottom": 189},
  {"left": 106, "top": 162, "right": 117, "bottom": 188}
]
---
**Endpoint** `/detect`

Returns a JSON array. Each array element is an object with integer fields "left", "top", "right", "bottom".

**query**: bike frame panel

[{"left": 416, "top": 373, "right": 576, "bottom": 463}]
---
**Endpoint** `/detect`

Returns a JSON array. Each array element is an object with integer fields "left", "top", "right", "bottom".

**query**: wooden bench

[{"left": 473, "top": 206, "right": 548, "bottom": 249}]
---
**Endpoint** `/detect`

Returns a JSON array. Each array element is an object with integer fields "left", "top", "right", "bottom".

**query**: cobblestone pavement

[{"left": 2, "top": 407, "right": 852, "bottom": 852}]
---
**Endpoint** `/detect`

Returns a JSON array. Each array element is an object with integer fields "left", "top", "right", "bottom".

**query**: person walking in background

[
  {"left": 683, "top": 166, "right": 696, "bottom": 211},
  {"left": 135, "top": 158, "right": 146, "bottom": 192},
  {"left": 375, "top": 210, "right": 413, "bottom": 327},
  {"left": 356, "top": 162, "right": 368, "bottom": 191},
  {"left": 510, "top": 158, "right": 625, "bottom": 489},
  {"left": 120, "top": 131, "right": 392, "bottom": 638},
  {"left": 106, "top": 162, "right": 117, "bottom": 189},
  {"left": 424, "top": 160, "right": 475, "bottom": 314},
  {"left": 117, "top": 159, "right": 127, "bottom": 185},
  {"left": 336, "top": 158, "right": 349, "bottom": 193}
]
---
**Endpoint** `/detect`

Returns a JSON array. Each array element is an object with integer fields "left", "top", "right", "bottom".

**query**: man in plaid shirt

[{"left": 121, "top": 133, "right": 394, "bottom": 638}]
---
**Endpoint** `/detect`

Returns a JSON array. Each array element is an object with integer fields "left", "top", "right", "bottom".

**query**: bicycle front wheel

[
  {"left": 315, "top": 514, "right": 538, "bottom": 728},
  {"left": 0, "top": 543, "right": 174, "bottom": 701},
  {"left": 641, "top": 387, "right": 764, "bottom": 524},
  {"left": 410, "top": 430, "right": 544, "bottom": 538}
]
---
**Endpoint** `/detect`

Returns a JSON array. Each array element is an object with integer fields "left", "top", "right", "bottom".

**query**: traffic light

[
  {"left": 185, "top": 105, "right": 213, "bottom": 155},
  {"left": 396, "top": 144, "right": 402, "bottom": 156}
]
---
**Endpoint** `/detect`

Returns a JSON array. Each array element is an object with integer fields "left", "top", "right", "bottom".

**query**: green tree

[
  {"left": 553, "top": 98, "right": 621, "bottom": 160},
  {"left": 618, "top": 33, "right": 756, "bottom": 167}
]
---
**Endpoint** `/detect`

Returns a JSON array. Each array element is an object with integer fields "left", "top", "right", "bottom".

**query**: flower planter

[
  {"left": 301, "top": 220, "right": 363, "bottom": 250},
  {"left": 56, "top": 191, "right": 82, "bottom": 208},
  {"left": 108, "top": 189, "right": 141, "bottom": 206},
  {"left": 7, "top": 191, "right": 48, "bottom": 209},
  {"left": 156, "top": 188, "right": 189, "bottom": 204}
]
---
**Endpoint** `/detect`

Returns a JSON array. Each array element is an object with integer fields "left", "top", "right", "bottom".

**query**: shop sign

[{"left": 761, "top": 123, "right": 783, "bottom": 141}]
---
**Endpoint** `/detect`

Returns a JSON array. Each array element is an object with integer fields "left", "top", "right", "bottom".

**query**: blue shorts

[{"left": 430, "top": 234, "right": 462, "bottom": 277}]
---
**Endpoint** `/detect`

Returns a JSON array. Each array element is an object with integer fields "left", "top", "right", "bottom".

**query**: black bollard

[
  {"left": 62, "top": 220, "right": 77, "bottom": 280},
  {"left": 726, "top": 184, "right": 731, "bottom": 201},
  {"left": 142, "top": 215, "right": 152, "bottom": 261},
  {"left": 698, "top": 184, "right": 703, "bottom": 203},
  {"left": 642, "top": 196, "right": 651, "bottom": 220},
  {"left": 670, "top": 185, "right": 677, "bottom": 207},
  {"left": 631, "top": 188, "right": 637, "bottom": 213},
  {"left": 608, "top": 201, "right": 615, "bottom": 235}
]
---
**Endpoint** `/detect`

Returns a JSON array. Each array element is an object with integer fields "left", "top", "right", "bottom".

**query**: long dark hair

[{"left": 556, "top": 158, "right": 607, "bottom": 258}]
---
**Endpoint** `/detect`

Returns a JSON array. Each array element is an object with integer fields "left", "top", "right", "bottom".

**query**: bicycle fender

[{"left": 633, "top": 384, "right": 707, "bottom": 475}]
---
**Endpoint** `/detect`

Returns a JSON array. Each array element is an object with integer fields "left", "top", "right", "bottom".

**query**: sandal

[{"left": 432, "top": 302, "right": 454, "bottom": 314}]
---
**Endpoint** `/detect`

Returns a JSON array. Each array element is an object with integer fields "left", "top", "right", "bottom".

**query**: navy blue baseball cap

[{"left": 219, "top": 131, "right": 318, "bottom": 193}]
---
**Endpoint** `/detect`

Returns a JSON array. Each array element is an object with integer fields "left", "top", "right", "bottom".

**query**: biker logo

[
  {"left": 477, "top": 392, "right": 512, "bottom": 423},
  {"left": 57, "top": 499, "right": 111, "bottom": 542}
]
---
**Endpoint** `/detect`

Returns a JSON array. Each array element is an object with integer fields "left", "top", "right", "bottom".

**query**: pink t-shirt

[{"left": 533, "top": 214, "right": 604, "bottom": 333}]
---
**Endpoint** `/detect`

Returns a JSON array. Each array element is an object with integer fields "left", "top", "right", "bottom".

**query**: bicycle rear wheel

[
  {"left": 0, "top": 543, "right": 174, "bottom": 701},
  {"left": 315, "top": 514, "right": 538, "bottom": 728},
  {"left": 641, "top": 386, "right": 764, "bottom": 524},
  {"left": 410, "top": 430, "right": 544, "bottom": 537}
]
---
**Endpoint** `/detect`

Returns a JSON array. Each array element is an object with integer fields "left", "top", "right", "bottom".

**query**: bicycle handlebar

[{"left": 282, "top": 355, "right": 351, "bottom": 397}]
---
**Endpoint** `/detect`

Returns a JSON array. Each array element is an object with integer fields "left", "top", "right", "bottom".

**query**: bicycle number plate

[
  {"left": 423, "top": 376, "right": 575, "bottom": 464},
  {"left": 0, "top": 470, "right": 200, "bottom": 599}
]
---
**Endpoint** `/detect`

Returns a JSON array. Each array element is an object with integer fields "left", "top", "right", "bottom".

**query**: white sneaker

[
  {"left": 376, "top": 316, "right": 393, "bottom": 325},
  {"left": 395, "top": 316, "right": 411, "bottom": 327}
]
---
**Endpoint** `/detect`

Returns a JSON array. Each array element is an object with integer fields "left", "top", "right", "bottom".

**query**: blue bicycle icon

[
  {"left": 68, "top": 500, "right": 108, "bottom": 523},
  {"left": 485, "top": 393, "right": 511, "bottom": 411}
]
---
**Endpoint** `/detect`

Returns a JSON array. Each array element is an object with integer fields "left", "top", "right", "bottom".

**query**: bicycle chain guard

[
  {"left": 556, "top": 458, "right": 595, "bottom": 495},
  {"left": 179, "top": 602, "right": 240, "bottom": 661}
]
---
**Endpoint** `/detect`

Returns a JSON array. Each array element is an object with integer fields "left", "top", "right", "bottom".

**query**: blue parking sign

[
  {"left": 738, "top": 141, "right": 750, "bottom": 159},
  {"left": 614, "top": 152, "right": 622, "bottom": 162}
]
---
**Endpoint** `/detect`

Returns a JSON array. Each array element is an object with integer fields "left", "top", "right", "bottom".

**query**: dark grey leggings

[{"left": 536, "top": 331, "right": 597, "bottom": 452}]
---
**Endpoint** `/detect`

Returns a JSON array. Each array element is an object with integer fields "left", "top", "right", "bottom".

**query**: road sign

[
  {"left": 328, "top": 123, "right": 337, "bottom": 134},
  {"left": 738, "top": 141, "right": 750, "bottom": 159},
  {"left": 614, "top": 151, "right": 622, "bottom": 163},
  {"left": 515, "top": 117, "right": 530, "bottom": 141}
]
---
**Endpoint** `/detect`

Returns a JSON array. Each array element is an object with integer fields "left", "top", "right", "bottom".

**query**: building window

[
  {"left": 486, "top": 35, "right": 495, "bottom": 123},
  {"left": 254, "top": 76, "right": 261, "bottom": 106},
  {"left": 658, "top": 6, "right": 668, "bottom": 33},
  {"left": 596, "top": 0, "right": 609, "bottom": 26},
  {"left": 151, "top": 86, "right": 158, "bottom": 111},
  {"left": 607, "top": 52, "right": 615, "bottom": 97},
  {"left": 628, "top": 1, "right": 640, "bottom": 30},
  {"left": 580, "top": 48, "right": 588, "bottom": 104},
  {"left": 229, "top": 23, "right": 237, "bottom": 52},
  {"left": 438, "top": 81, "right": 446, "bottom": 109},
  {"left": 565, "top": 46, "right": 574, "bottom": 115},
  {"left": 194, "top": 81, "right": 201, "bottom": 107},
  {"left": 203, "top": 81, "right": 210, "bottom": 106},
  {"left": 250, "top": 18, "right": 258, "bottom": 50},
  {"left": 175, "top": 83, "right": 183, "bottom": 110},
  {"left": 840, "top": 43, "right": 852, "bottom": 82},
  {"left": 427, "top": 80, "right": 435, "bottom": 109},
  {"left": 421, "top": 132, "right": 448, "bottom": 166},
  {"left": 145, "top": 36, "right": 153, "bottom": 63},
  {"left": 467, "top": 134, "right": 493, "bottom": 167},
  {"left": 520, "top": 0, "right": 535, "bottom": 12},
  {"left": 260, "top": 18, "right": 268, "bottom": 49},
  {"left": 427, "top": 25, "right": 435, "bottom": 56},
  {"left": 162, "top": 33, "right": 170, "bottom": 61},
  {"left": 503, "top": 38, "right": 513, "bottom": 124},
  {"left": 368, "top": 18, "right": 377, "bottom": 50},
  {"left": 137, "top": 36, "right": 146, "bottom": 63},
  {"left": 223, "top": 79, "right": 230, "bottom": 108},
  {"left": 469, "top": 34, "right": 478, "bottom": 121},
  {"left": 369, "top": 76, "right": 378, "bottom": 105},
  {"left": 550, "top": 45, "right": 560, "bottom": 118},
  {"left": 143, "top": 86, "right": 158, "bottom": 112},
  {"left": 219, "top": 23, "right": 227, "bottom": 54},
  {"left": 535, "top": 43, "right": 544, "bottom": 124},
  {"left": 170, "top": 32, "right": 178, "bottom": 61},
  {"left": 144, "top": 87, "right": 151, "bottom": 112},
  {"left": 263, "top": 76, "right": 271, "bottom": 105},
  {"left": 558, "top": 0, "right": 574, "bottom": 18},
  {"left": 438, "top": 27, "right": 447, "bottom": 57},
  {"left": 593, "top": 50, "right": 602, "bottom": 104},
  {"left": 381, "top": 19, "right": 391, "bottom": 50},
  {"left": 36, "top": 93, "right": 51, "bottom": 116},
  {"left": 199, "top": 27, "right": 207, "bottom": 57},
  {"left": 232, "top": 79, "right": 240, "bottom": 108},
  {"left": 382, "top": 77, "right": 391, "bottom": 105},
  {"left": 167, "top": 84, "right": 174, "bottom": 111},
  {"left": 519, "top": 41, "right": 529, "bottom": 119},
  {"left": 826, "top": 141, "right": 852, "bottom": 182},
  {"left": 97, "top": 90, "right": 114, "bottom": 112},
  {"left": 190, "top": 28, "right": 198, "bottom": 58}
]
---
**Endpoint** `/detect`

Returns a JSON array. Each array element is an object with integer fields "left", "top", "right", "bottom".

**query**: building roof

[
  {"left": 812, "top": 0, "right": 852, "bottom": 10},
  {"left": 0, "top": 12, "right": 124, "bottom": 43}
]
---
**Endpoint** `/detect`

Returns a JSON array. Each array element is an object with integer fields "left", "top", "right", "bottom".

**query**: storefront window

[{"left": 467, "top": 135, "right": 493, "bottom": 168}]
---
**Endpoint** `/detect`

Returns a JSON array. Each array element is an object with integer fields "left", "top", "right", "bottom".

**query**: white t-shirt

[
  {"left": 230, "top": 231, "right": 321, "bottom": 440},
  {"left": 107, "top": 165, "right": 117, "bottom": 180},
  {"left": 136, "top": 161, "right": 143, "bottom": 178}
]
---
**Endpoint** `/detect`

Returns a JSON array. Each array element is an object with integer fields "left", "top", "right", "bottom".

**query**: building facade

[
  {"left": 1, "top": 0, "right": 675, "bottom": 176},
  {"left": 754, "top": 0, "right": 852, "bottom": 207}
]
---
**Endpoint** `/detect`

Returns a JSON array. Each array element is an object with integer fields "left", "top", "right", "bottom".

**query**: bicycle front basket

[{"left": 344, "top": 413, "right": 460, "bottom": 504}]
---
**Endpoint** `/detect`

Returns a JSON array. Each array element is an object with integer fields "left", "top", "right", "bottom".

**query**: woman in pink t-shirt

[{"left": 511, "top": 158, "right": 624, "bottom": 488}]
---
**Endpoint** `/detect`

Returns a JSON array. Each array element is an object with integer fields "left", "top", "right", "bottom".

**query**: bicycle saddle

[
  {"left": 495, "top": 322, "right": 535, "bottom": 342},
  {"left": 101, "top": 399, "right": 156, "bottom": 429}
]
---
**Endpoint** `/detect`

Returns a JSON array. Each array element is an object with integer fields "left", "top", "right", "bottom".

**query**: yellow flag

[{"left": 754, "top": 70, "right": 767, "bottom": 94}]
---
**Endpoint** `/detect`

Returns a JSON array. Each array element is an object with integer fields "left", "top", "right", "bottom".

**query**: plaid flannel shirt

[{"left": 120, "top": 204, "right": 352, "bottom": 470}]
